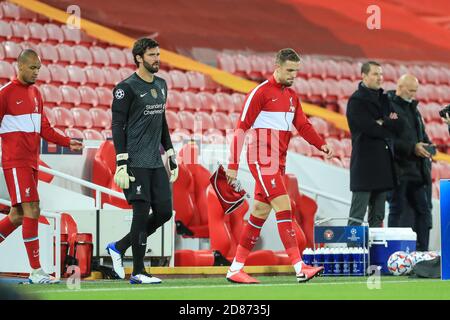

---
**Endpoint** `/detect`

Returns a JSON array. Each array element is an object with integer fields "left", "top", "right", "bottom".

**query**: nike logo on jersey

[
  {"left": 16, "top": 100, "right": 23, "bottom": 104},
  {"left": 271, "top": 98, "right": 278, "bottom": 102},
  {"left": 140, "top": 92, "right": 148, "bottom": 98}
]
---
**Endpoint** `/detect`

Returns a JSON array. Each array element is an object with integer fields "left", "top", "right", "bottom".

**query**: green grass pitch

[{"left": 10, "top": 276, "right": 450, "bottom": 300}]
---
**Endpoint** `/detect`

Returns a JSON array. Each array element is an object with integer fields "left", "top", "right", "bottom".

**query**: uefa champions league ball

[{"left": 387, "top": 251, "right": 413, "bottom": 276}]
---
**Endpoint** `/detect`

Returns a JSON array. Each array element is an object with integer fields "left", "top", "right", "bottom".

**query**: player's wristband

[{"left": 116, "top": 153, "right": 129, "bottom": 166}]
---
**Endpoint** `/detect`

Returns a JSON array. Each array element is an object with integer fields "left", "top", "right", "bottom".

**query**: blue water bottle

[
  {"left": 302, "top": 248, "right": 313, "bottom": 266},
  {"left": 323, "top": 248, "right": 333, "bottom": 275},
  {"left": 333, "top": 248, "right": 343, "bottom": 275},
  {"left": 343, "top": 248, "right": 351, "bottom": 275}
]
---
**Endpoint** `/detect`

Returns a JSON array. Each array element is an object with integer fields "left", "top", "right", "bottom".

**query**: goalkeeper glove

[
  {"left": 166, "top": 148, "right": 178, "bottom": 183},
  {"left": 114, "top": 153, "right": 135, "bottom": 189}
]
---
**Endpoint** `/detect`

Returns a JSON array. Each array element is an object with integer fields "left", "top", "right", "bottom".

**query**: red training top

[
  {"left": 0, "top": 79, "right": 70, "bottom": 170},
  {"left": 228, "top": 75, "right": 325, "bottom": 170}
]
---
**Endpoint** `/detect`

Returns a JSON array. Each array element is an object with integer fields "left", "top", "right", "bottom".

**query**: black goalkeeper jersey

[{"left": 111, "top": 72, "right": 173, "bottom": 168}]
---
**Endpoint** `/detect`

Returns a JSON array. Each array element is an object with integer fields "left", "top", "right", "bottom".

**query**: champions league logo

[{"left": 348, "top": 228, "right": 360, "bottom": 242}]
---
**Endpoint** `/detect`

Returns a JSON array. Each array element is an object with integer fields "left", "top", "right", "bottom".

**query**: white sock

[
  {"left": 229, "top": 259, "right": 244, "bottom": 272},
  {"left": 294, "top": 261, "right": 304, "bottom": 274}
]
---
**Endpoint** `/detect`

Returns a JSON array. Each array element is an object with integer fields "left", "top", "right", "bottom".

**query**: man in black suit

[{"left": 346, "top": 61, "right": 401, "bottom": 227}]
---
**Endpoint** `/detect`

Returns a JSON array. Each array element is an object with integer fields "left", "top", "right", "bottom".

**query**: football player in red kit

[
  {"left": 226, "top": 48, "right": 334, "bottom": 283},
  {"left": 0, "top": 50, "right": 83, "bottom": 284}
]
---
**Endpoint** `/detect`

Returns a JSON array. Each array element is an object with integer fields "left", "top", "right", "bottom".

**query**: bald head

[
  {"left": 17, "top": 49, "right": 41, "bottom": 85},
  {"left": 396, "top": 74, "right": 419, "bottom": 102}
]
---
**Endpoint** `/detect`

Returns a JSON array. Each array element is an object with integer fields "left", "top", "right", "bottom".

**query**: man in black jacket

[
  {"left": 387, "top": 74, "right": 433, "bottom": 251},
  {"left": 346, "top": 61, "right": 401, "bottom": 227}
]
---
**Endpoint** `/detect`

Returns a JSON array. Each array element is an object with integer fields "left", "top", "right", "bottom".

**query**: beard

[{"left": 143, "top": 60, "right": 159, "bottom": 74}]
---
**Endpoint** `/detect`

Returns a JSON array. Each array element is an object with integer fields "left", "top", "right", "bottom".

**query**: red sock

[
  {"left": 276, "top": 210, "right": 302, "bottom": 265},
  {"left": 234, "top": 215, "right": 266, "bottom": 264},
  {"left": 22, "top": 217, "right": 41, "bottom": 270},
  {"left": 0, "top": 216, "right": 18, "bottom": 244}
]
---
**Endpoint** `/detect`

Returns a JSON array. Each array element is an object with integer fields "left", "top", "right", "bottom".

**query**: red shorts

[
  {"left": 3, "top": 167, "right": 39, "bottom": 206},
  {"left": 248, "top": 164, "right": 287, "bottom": 204}
]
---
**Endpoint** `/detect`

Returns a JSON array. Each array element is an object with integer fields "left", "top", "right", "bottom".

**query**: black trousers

[
  {"left": 348, "top": 191, "right": 386, "bottom": 227},
  {"left": 387, "top": 180, "right": 432, "bottom": 251}
]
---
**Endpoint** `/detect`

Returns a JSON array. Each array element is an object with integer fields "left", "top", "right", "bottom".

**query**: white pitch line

[{"left": 28, "top": 279, "right": 441, "bottom": 295}]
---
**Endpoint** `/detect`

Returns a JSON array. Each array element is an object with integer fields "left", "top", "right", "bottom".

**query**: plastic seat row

[
  {"left": 0, "top": 40, "right": 133, "bottom": 67},
  {"left": 166, "top": 90, "right": 245, "bottom": 113},
  {"left": 38, "top": 84, "right": 112, "bottom": 108},
  {"left": 0, "top": 1, "right": 48, "bottom": 23},
  {"left": 44, "top": 106, "right": 111, "bottom": 131},
  {"left": 0, "top": 20, "right": 96, "bottom": 45},
  {"left": 218, "top": 53, "right": 450, "bottom": 86}
]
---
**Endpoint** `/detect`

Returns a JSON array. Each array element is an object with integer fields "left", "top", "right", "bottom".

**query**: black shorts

[{"left": 123, "top": 167, "right": 171, "bottom": 204}]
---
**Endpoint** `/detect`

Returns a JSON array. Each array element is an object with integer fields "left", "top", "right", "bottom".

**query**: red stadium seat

[
  {"left": 101, "top": 129, "right": 112, "bottom": 140},
  {"left": 44, "top": 23, "right": 64, "bottom": 44},
  {"left": 27, "top": 22, "right": 47, "bottom": 42},
  {"left": 40, "top": 84, "right": 63, "bottom": 106},
  {"left": 166, "top": 90, "right": 185, "bottom": 111},
  {"left": 1, "top": 2, "right": 20, "bottom": 21},
  {"left": 2, "top": 41, "right": 21, "bottom": 62},
  {"left": 340, "top": 138, "right": 352, "bottom": 157},
  {"left": 203, "top": 129, "right": 226, "bottom": 144},
  {"left": 229, "top": 112, "right": 240, "bottom": 126},
  {"left": 71, "top": 107, "right": 93, "bottom": 129},
  {"left": 66, "top": 65, "right": 87, "bottom": 85},
  {"left": 0, "top": 61, "right": 15, "bottom": 82},
  {"left": 185, "top": 71, "right": 206, "bottom": 91},
  {"left": 37, "top": 43, "right": 58, "bottom": 64},
  {"left": 230, "top": 93, "right": 245, "bottom": 113},
  {"left": 212, "top": 92, "right": 233, "bottom": 113},
  {"left": 248, "top": 55, "right": 267, "bottom": 80},
  {"left": 53, "top": 107, "right": 75, "bottom": 129},
  {"left": 217, "top": 54, "right": 236, "bottom": 74},
  {"left": 382, "top": 64, "right": 397, "bottom": 82},
  {"left": 156, "top": 70, "right": 172, "bottom": 89},
  {"left": 424, "top": 66, "right": 440, "bottom": 85},
  {"left": 165, "top": 110, "right": 181, "bottom": 131},
  {"left": 61, "top": 25, "right": 82, "bottom": 44},
  {"left": 20, "top": 41, "right": 40, "bottom": 55},
  {"left": 83, "top": 129, "right": 104, "bottom": 140},
  {"left": 309, "top": 117, "right": 329, "bottom": 138},
  {"left": 171, "top": 128, "right": 192, "bottom": 143},
  {"left": 324, "top": 60, "right": 342, "bottom": 79},
  {"left": 105, "top": 47, "right": 126, "bottom": 67},
  {"left": 339, "top": 61, "right": 355, "bottom": 80},
  {"left": 440, "top": 68, "right": 450, "bottom": 86},
  {"left": 56, "top": 44, "right": 76, "bottom": 65},
  {"left": 119, "top": 67, "right": 134, "bottom": 81},
  {"left": 79, "top": 86, "right": 99, "bottom": 108},
  {"left": 293, "top": 78, "right": 311, "bottom": 101},
  {"left": 36, "top": 64, "right": 51, "bottom": 84},
  {"left": 95, "top": 87, "right": 113, "bottom": 108},
  {"left": 178, "top": 111, "right": 196, "bottom": 132},
  {"left": 122, "top": 48, "right": 134, "bottom": 68},
  {"left": 169, "top": 70, "right": 189, "bottom": 91},
  {"left": 60, "top": 85, "right": 81, "bottom": 108},
  {"left": 90, "top": 46, "right": 110, "bottom": 66},
  {"left": 0, "top": 20, "right": 12, "bottom": 41},
  {"left": 102, "top": 67, "right": 121, "bottom": 87},
  {"left": 197, "top": 92, "right": 218, "bottom": 112},
  {"left": 73, "top": 45, "right": 93, "bottom": 66},
  {"left": 48, "top": 64, "right": 69, "bottom": 85},
  {"left": 65, "top": 127, "right": 84, "bottom": 139},
  {"left": 211, "top": 112, "right": 233, "bottom": 131},
  {"left": 326, "top": 137, "right": 345, "bottom": 159},
  {"left": 290, "top": 136, "right": 312, "bottom": 156},
  {"left": 409, "top": 65, "right": 426, "bottom": 83},
  {"left": 90, "top": 108, "right": 111, "bottom": 130},
  {"left": 233, "top": 54, "right": 251, "bottom": 78},
  {"left": 310, "top": 60, "right": 326, "bottom": 79},
  {"left": 194, "top": 111, "right": 214, "bottom": 131},
  {"left": 308, "top": 78, "right": 326, "bottom": 104},
  {"left": 324, "top": 78, "right": 340, "bottom": 102},
  {"left": 339, "top": 79, "right": 355, "bottom": 98},
  {"left": 432, "top": 181, "right": 440, "bottom": 199},
  {"left": 181, "top": 91, "right": 202, "bottom": 111},
  {"left": 10, "top": 21, "right": 30, "bottom": 41},
  {"left": 43, "top": 107, "right": 55, "bottom": 127},
  {"left": 84, "top": 65, "right": 105, "bottom": 87}
]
